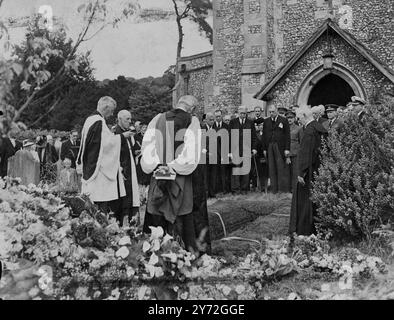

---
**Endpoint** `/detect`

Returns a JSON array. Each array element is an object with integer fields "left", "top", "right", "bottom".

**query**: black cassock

[{"left": 289, "top": 120, "right": 327, "bottom": 235}]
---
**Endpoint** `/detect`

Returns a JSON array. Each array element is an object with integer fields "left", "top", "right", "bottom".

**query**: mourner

[
  {"left": 213, "top": 109, "right": 231, "bottom": 194},
  {"left": 202, "top": 112, "right": 216, "bottom": 198},
  {"left": 289, "top": 106, "right": 328, "bottom": 235},
  {"left": 325, "top": 104, "right": 345, "bottom": 132},
  {"left": 61, "top": 130, "right": 79, "bottom": 168},
  {"left": 141, "top": 95, "right": 211, "bottom": 254},
  {"left": 112, "top": 110, "right": 140, "bottom": 225},
  {"left": 286, "top": 110, "right": 303, "bottom": 192},
  {"left": 229, "top": 105, "right": 258, "bottom": 194},
  {"left": 263, "top": 105, "right": 290, "bottom": 193}
]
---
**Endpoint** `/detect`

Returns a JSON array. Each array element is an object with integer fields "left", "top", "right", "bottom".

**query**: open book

[{"left": 153, "top": 165, "right": 176, "bottom": 180}]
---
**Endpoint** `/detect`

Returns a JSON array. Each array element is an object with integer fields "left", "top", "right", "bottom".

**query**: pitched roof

[{"left": 254, "top": 19, "right": 394, "bottom": 101}]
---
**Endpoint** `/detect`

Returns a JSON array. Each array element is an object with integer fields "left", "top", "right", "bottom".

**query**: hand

[
  {"left": 286, "top": 157, "right": 291, "bottom": 165},
  {"left": 76, "top": 164, "right": 82, "bottom": 175},
  {"left": 228, "top": 153, "right": 233, "bottom": 158},
  {"left": 122, "top": 131, "right": 133, "bottom": 138},
  {"left": 252, "top": 149, "right": 257, "bottom": 155},
  {"left": 263, "top": 151, "right": 267, "bottom": 158},
  {"left": 297, "top": 176, "right": 305, "bottom": 185},
  {"left": 285, "top": 150, "right": 290, "bottom": 157},
  {"left": 135, "top": 149, "right": 141, "bottom": 156},
  {"left": 202, "top": 148, "right": 208, "bottom": 154}
]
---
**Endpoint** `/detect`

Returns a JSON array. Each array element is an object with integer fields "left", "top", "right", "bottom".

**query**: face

[
  {"left": 119, "top": 113, "right": 132, "bottom": 129},
  {"left": 47, "top": 137, "right": 54, "bottom": 145},
  {"left": 206, "top": 115, "right": 215, "bottom": 127},
  {"left": 134, "top": 122, "right": 141, "bottom": 132},
  {"left": 70, "top": 132, "right": 78, "bottom": 142},
  {"left": 287, "top": 117, "right": 295, "bottom": 125},
  {"left": 327, "top": 110, "right": 336, "bottom": 119},
  {"left": 254, "top": 108, "right": 261, "bottom": 118},
  {"left": 268, "top": 106, "right": 278, "bottom": 118},
  {"left": 223, "top": 116, "right": 231, "bottom": 125},
  {"left": 141, "top": 125, "right": 147, "bottom": 134},
  {"left": 214, "top": 111, "right": 222, "bottom": 122},
  {"left": 238, "top": 108, "right": 247, "bottom": 120}
]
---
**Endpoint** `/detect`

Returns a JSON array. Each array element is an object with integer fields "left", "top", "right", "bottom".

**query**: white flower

[
  {"left": 288, "top": 292, "right": 300, "bottom": 300},
  {"left": 235, "top": 285, "right": 245, "bottom": 294},
  {"left": 161, "top": 252, "right": 177, "bottom": 263},
  {"left": 28, "top": 287, "right": 40, "bottom": 298},
  {"left": 149, "top": 226, "right": 164, "bottom": 240},
  {"left": 154, "top": 267, "right": 164, "bottom": 278},
  {"left": 118, "top": 236, "right": 131, "bottom": 246},
  {"left": 115, "top": 246, "right": 130, "bottom": 259},
  {"left": 222, "top": 285, "right": 232, "bottom": 296},
  {"left": 148, "top": 252, "right": 159, "bottom": 265},
  {"left": 138, "top": 286, "right": 148, "bottom": 300},
  {"left": 126, "top": 267, "right": 135, "bottom": 277},
  {"left": 162, "top": 234, "right": 173, "bottom": 245},
  {"left": 151, "top": 239, "right": 161, "bottom": 252},
  {"left": 142, "top": 241, "right": 151, "bottom": 253},
  {"left": 321, "top": 283, "right": 331, "bottom": 292}
]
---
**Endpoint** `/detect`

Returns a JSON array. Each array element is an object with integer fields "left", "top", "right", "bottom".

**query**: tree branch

[{"left": 29, "top": 97, "right": 61, "bottom": 127}]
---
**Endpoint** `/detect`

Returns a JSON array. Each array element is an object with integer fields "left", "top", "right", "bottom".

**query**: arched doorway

[
  {"left": 308, "top": 74, "right": 355, "bottom": 106},
  {"left": 297, "top": 63, "right": 366, "bottom": 107}
]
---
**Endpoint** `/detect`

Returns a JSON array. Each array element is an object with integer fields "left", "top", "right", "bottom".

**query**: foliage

[
  {"left": 13, "top": 128, "right": 70, "bottom": 141},
  {"left": 312, "top": 99, "right": 394, "bottom": 241}
]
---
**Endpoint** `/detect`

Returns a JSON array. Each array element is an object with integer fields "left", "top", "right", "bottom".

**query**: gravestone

[{"left": 7, "top": 150, "right": 40, "bottom": 186}]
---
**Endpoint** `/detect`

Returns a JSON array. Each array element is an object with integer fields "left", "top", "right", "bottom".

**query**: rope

[{"left": 212, "top": 211, "right": 227, "bottom": 237}]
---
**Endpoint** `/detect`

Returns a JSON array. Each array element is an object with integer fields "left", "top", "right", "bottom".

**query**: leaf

[
  {"left": 11, "top": 63, "right": 23, "bottom": 76},
  {"left": 20, "top": 81, "right": 31, "bottom": 91},
  {"left": 151, "top": 239, "right": 160, "bottom": 252}
]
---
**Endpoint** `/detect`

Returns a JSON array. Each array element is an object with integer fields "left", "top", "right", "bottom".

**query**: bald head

[
  {"left": 97, "top": 96, "right": 117, "bottom": 119},
  {"left": 205, "top": 112, "right": 215, "bottom": 127},
  {"left": 117, "top": 110, "right": 132, "bottom": 130},
  {"left": 176, "top": 95, "right": 199, "bottom": 114}
]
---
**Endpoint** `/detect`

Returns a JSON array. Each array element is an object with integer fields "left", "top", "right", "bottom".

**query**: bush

[{"left": 312, "top": 98, "right": 394, "bottom": 241}]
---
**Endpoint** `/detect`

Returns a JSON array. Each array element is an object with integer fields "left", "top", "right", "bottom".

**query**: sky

[{"left": 0, "top": 0, "right": 213, "bottom": 80}]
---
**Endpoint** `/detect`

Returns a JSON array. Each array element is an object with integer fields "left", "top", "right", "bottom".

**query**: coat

[
  {"left": 229, "top": 117, "right": 258, "bottom": 158},
  {"left": 60, "top": 140, "right": 79, "bottom": 168},
  {"left": 262, "top": 115, "right": 291, "bottom": 159}
]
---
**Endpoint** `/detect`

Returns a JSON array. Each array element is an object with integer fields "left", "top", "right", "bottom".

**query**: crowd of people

[
  {"left": 199, "top": 95, "right": 366, "bottom": 199},
  {"left": 0, "top": 93, "right": 367, "bottom": 254}
]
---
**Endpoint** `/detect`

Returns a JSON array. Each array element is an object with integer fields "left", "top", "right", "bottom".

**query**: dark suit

[
  {"left": 202, "top": 123, "right": 217, "bottom": 197},
  {"left": 229, "top": 117, "right": 258, "bottom": 193},
  {"left": 38, "top": 144, "right": 58, "bottom": 165},
  {"left": 212, "top": 121, "right": 231, "bottom": 194},
  {"left": 263, "top": 115, "right": 291, "bottom": 193},
  {"left": 112, "top": 125, "right": 139, "bottom": 225},
  {"left": 253, "top": 130, "right": 268, "bottom": 191},
  {"left": 0, "top": 137, "right": 21, "bottom": 177},
  {"left": 60, "top": 140, "right": 79, "bottom": 168}
]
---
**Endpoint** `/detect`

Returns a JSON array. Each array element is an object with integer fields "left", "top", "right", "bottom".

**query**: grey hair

[
  {"left": 97, "top": 96, "right": 117, "bottom": 113},
  {"left": 176, "top": 95, "right": 199, "bottom": 113},
  {"left": 296, "top": 105, "right": 314, "bottom": 119},
  {"left": 117, "top": 109, "right": 131, "bottom": 120}
]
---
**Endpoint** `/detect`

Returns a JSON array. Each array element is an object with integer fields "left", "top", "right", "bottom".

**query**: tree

[
  {"left": 171, "top": 0, "right": 212, "bottom": 104},
  {"left": 0, "top": 0, "right": 139, "bottom": 134}
]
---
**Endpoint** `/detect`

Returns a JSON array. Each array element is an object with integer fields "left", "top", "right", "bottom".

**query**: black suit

[
  {"left": 202, "top": 123, "right": 216, "bottom": 197},
  {"left": 263, "top": 115, "right": 291, "bottom": 193},
  {"left": 60, "top": 140, "right": 79, "bottom": 168},
  {"left": 0, "top": 137, "right": 21, "bottom": 177},
  {"left": 212, "top": 121, "right": 231, "bottom": 194},
  {"left": 229, "top": 117, "right": 258, "bottom": 193}
]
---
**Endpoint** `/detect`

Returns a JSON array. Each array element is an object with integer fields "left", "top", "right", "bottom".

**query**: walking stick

[{"left": 252, "top": 154, "right": 261, "bottom": 192}]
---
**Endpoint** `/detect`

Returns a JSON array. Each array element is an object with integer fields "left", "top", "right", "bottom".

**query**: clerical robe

[
  {"left": 141, "top": 109, "right": 211, "bottom": 253},
  {"left": 76, "top": 112, "right": 125, "bottom": 202},
  {"left": 289, "top": 120, "right": 327, "bottom": 235}
]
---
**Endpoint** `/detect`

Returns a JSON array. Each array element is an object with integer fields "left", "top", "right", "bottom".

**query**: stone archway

[{"left": 296, "top": 63, "right": 366, "bottom": 107}]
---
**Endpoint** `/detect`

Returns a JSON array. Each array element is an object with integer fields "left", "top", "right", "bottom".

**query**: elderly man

[
  {"left": 262, "top": 105, "right": 290, "bottom": 193},
  {"left": 76, "top": 96, "right": 134, "bottom": 212},
  {"left": 289, "top": 106, "right": 328, "bottom": 236},
  {"left": 229, "top": 105, "right": 258, "bottom": 194},
  {"left": 202, "top": 112, "right": 216, "bottom": 198},
  {"left": 141, "top": 95, "right": 210, "bottom": 254},
  {"left": 213, "top": 109, "right": 231, "bottom": 194},
  {"left": 223, "top": 114, "right": 231, "bottom": 126},
  {"left": 112, "top": 110, "right": 140, "bottom": 225}
]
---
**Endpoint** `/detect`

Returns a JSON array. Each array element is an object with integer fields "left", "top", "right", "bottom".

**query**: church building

[{"left": 176, "top": 0, "right": 394, "bottom": 115}]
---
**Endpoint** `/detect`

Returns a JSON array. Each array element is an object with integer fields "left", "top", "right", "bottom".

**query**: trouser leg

[{"left": 268, "top": 144, "right": 278, "bottom": 193}]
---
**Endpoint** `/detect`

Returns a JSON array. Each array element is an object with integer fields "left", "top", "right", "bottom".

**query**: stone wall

[
  {"left": 266, "top": 33, "right": 394, "bottom": 109},
  {"left": 178, "top": 51, "right": 213, "bottom": 117},
  {"left": 273, "top": 0, "right": 394, "bottom": 77},
  {"left": 213, "top": 0, "right": 245, "bottom": 113}
]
